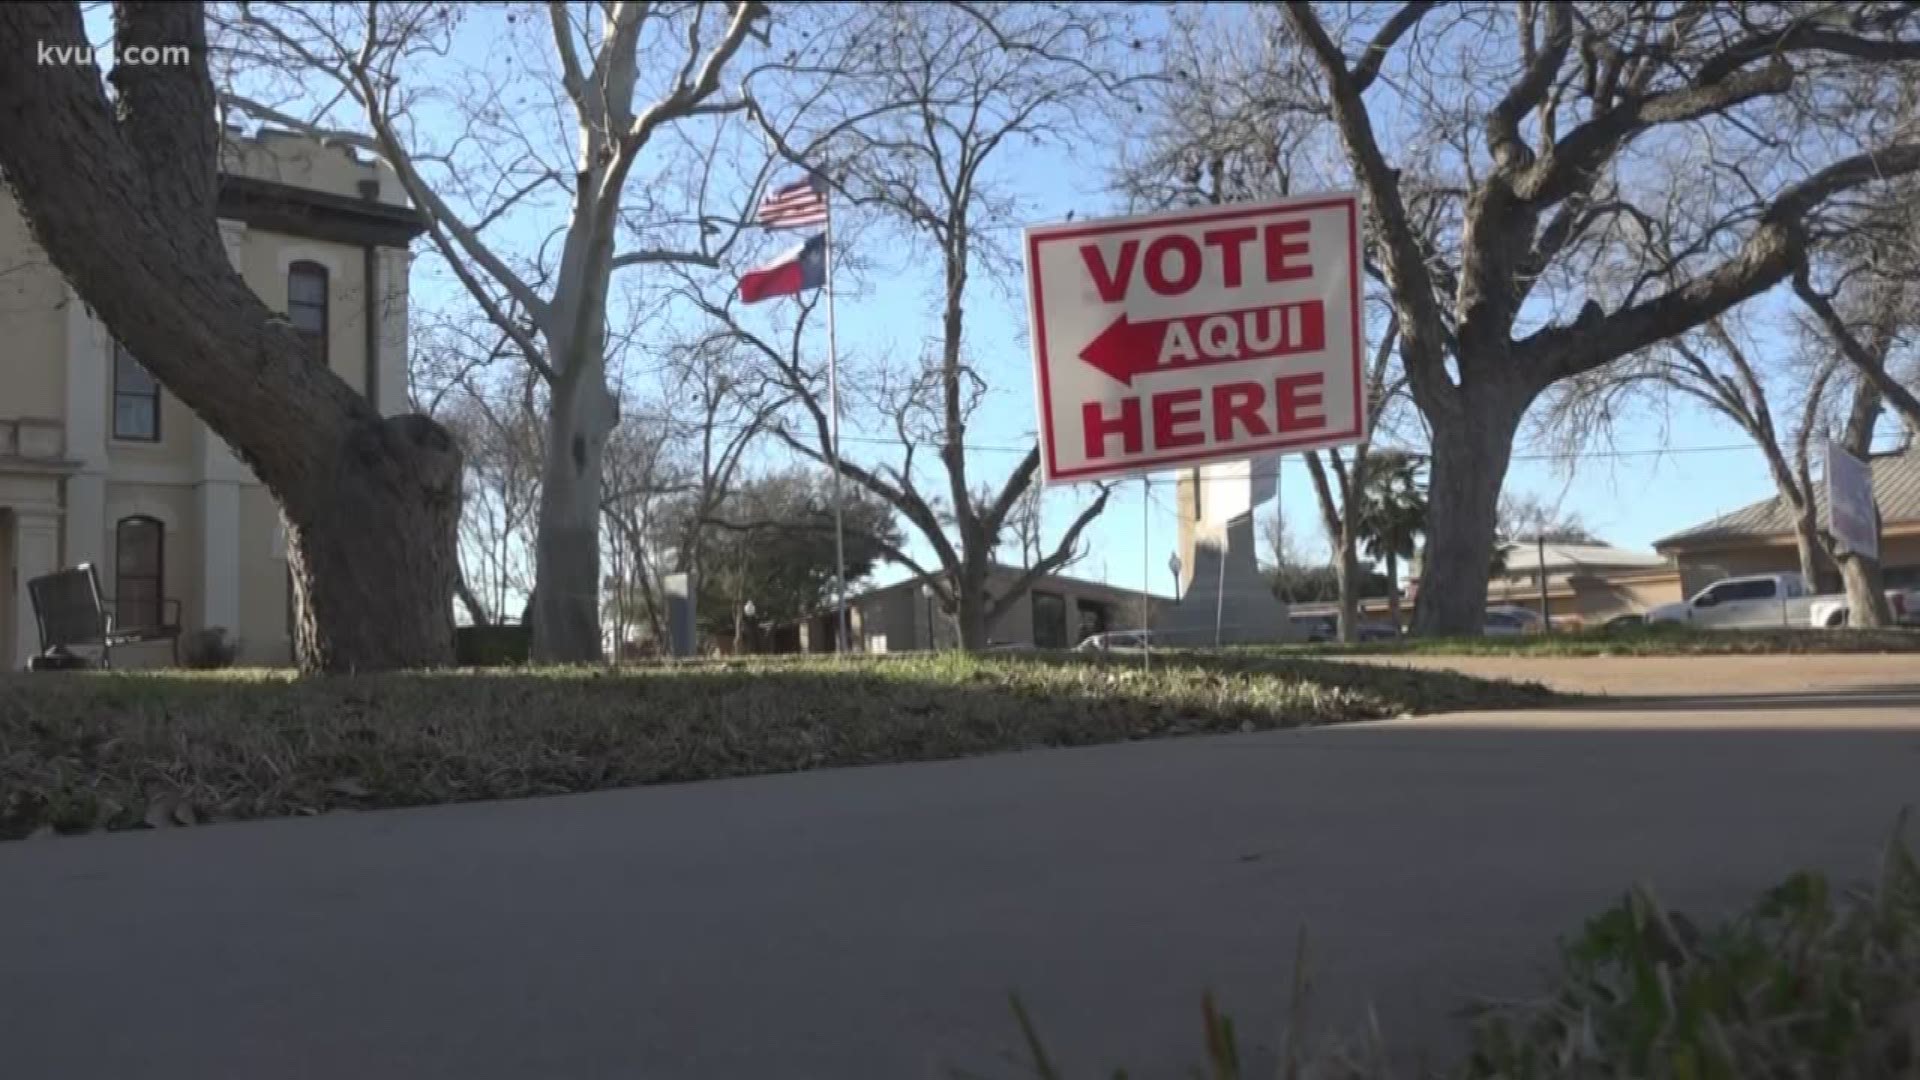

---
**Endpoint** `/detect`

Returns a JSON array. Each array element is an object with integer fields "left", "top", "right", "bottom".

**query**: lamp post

[
  {"left": 1167, "top": 552, "right": 1182, "bottom": 603},
  {"left": 921, "top": 583, "right": 937, "bottom": 651},
  {"left": 742, "top": 599, "right": 756, "bottom": 654}
]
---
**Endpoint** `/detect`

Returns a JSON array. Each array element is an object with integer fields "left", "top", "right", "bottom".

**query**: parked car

[
  {"left": 1645, "top": 572, "right": 1920, "bottom": 630},
  {"left": 1290, "top": 614, "right": 1337, "bottom": 643},
  {"left": 1483, "top": 606, "right": 1545, "bottom": 636},
  {"left": 1289, "top": 614, "right": 1401, "bottom": 643},
  {"left": 1074, "top": 629, "right": 1158, "bottom": 654}
]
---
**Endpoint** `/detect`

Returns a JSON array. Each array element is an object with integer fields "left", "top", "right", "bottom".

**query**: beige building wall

[
  {"left": 835, "top": 568, "right": 1157, "bottom": 653},
  {"left": 1669, "top": 531, "right": 1920, "bottom": 597},
  {"left": 0, "top": 130, "right": 420, "bottom": 669},
  {"left": 1487, "top": 571, "right": 1682, "bottom": 627},
  {"left": 0, "top": 200, "right": 67, "bottom": 422}
]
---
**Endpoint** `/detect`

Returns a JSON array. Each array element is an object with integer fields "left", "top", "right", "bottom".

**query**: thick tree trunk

[
  {"left": 1838, "top": 553, "right": 1893, "bottom": 627},
  {"left": 289, "top": 415, "right": 462, "bottom": 669},
  {"left": 1412, "top": 389, "right": 1528, "bottom": 637},
  {"left": 531, "top": 369, "right": 617, "bottom": 663},
  {"left": 954, "top": 564, "right": 990, "bottom": 651},
  {"left": 0, "top": 1, "right": 460, "bottom": 673}
]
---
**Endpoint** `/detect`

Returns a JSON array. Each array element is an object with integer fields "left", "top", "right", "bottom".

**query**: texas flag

[{"left": 738, "top": 235, "right": 826, "bottom": 304}]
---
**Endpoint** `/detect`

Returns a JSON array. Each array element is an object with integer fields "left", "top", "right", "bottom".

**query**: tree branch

[
  {"left": 987, "top": 483, "right": 1114, "bottom": 626},
  {"left": 1518, "top": 141, "right": 1920, "bottom": 381},
  {"left": 1793, "top": 265, "right": 1920, "bottom": 434},
  {"left": 1351, "top": 1, "right": 1436, "bottom": 92},
  {"left": 1279, "top": 2, "right": 1449, "bottom": 401},
  {"left": 1487, "top": 2, "right": 1570, "bottom": 171}
]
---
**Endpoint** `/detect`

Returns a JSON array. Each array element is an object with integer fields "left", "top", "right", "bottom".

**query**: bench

[{"left": 25, "top": 563, "right": 181, "bottom": 669}]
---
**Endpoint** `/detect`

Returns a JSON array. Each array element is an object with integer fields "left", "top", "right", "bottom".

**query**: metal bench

[{"left": 25, "top": 563, "right": 181, "bottom": 669}]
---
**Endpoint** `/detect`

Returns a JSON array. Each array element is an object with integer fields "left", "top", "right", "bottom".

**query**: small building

[
  {"left": 1, "top": 129, "right": 424, "bottom": 668},
  {"left": 1655, "top": 446, "right": 1920, "bottom": 596},
  {"left": 775, "top": 564, "right": 1171, "bottom": 653},
  {"left": 1484, "top": 540, "right": 1680, "bottom": 628}
]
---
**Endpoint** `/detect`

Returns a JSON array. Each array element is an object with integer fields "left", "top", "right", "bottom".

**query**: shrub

[
  {"left": 454, "top": 624, "right": 532, "bottom": 666},
  {"left": 179, "top": 628, "right": 239, "bottom": 670}
]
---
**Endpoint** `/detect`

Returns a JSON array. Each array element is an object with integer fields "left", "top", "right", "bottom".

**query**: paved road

[{"left": 2, "top": 660, "right": 1918, "bottom": 1079}]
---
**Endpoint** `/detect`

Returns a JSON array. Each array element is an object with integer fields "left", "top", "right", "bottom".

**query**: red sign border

[{"left": 1026, "top": 194, "right": 1365, "bottom": 483}]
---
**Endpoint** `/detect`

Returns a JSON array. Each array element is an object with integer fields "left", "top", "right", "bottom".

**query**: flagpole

[{"left": 824, "top": 195, "right": 849, "bottom": 655}]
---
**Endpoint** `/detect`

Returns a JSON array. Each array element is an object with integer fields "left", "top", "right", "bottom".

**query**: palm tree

[{"left": 1356, "top": 452, "right": 1428, "bottom": 629}]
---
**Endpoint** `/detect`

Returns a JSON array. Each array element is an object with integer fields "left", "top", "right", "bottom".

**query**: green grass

[
  {"left": 0, "top": 651, "right": 1555, "bottom": 841},
  {"left": 1012, "top": 816, "right": 1920, "bottom": 1079},
  {"left": 1270, "top": 624, "right": 1920, "bottom": 658}
]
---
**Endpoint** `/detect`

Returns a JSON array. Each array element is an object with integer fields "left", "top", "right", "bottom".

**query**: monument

[{"left": 1157, "top": 457, "right": 1290, "bottom": 645}]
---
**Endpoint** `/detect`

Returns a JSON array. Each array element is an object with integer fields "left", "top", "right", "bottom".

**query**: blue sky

[{"left": 90, "top": 4, "right": 1897, "bottom": 602}]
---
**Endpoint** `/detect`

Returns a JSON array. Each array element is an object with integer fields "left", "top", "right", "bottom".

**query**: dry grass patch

[{"left": 0, "top": 652, "right": 1555, "bottom": 840}]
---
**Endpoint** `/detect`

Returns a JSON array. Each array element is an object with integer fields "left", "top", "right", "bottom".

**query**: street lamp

[
  {"left": 1167, "top": 552, "right": 1183, "bottom": 603},
  {"left": 742, "top": 600, "right": 756, "bottom": 654},
  {"left": 921, "top": 582, "right": 937, "bottom": 651}
]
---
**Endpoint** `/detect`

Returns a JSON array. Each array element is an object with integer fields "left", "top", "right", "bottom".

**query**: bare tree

[
  {"left": 0, "top": 1, "right": 460, "bottom": 672},
  {"left": 1496, "top": 490, "right": 1600, "bottom": 546},
  {"left": 218, "top": 1, "right": 777, "bottom": 661},
  {"left": 1274, "top": 2, "right": 1920, "bottom": 634},
  {"left": 719, "top": 1, "right": 1144, "bottom": 650},
  {"left": 1548, "top": 305, "right": 1844, "bottom": 590},
  {"left": 601, "top": 406, "right": 687, "bottom": 648},
  {"left": 659, "top": 334, "right": 787, "bottom": 600}
]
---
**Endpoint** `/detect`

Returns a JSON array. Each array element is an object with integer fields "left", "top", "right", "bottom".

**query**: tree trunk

[
  {"left": 455, "top": 570, "right": 492, "bottom": 626},
  {"left": 1833, "top": 371, "right": 1890, "bottom": 628},
  {"left": 1412, "top": 389, "right": 1528, "bottom": 636},
  {"left": 954, "top": 564, "right": 990, "bottom": 650},
  {"left": 0, "top": 1, "right": 460, "bottom": 673},
  {"left": 1791, "top": 502, "right": 1830, "bottom": 592},
  {"left": 1335, "top": 524, "right": 1362, "bottom": 643},
  {"left": 289, "top": 416, "right": 462, "bottom": 669},
  {"left": 1838, "top": 552, "right": 1893, "bottom": 627},
  {"left": 531, "top": 369, "right": 617, "bottom": 663}
]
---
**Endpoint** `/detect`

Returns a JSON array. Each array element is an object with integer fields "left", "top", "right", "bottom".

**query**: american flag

[{"left": 757, "top": 173, "right": 829, "bottom": 230}]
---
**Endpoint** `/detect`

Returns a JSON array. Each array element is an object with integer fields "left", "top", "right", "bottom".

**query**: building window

[
  {"left": 113, "top": 344, "right": 161, "bottom": 442},
  {"left": 288, "top": 261, "right": 329, "bottom": 361},
  {"left": 115, "top": 516, "right": 164, "bottom": 629}
]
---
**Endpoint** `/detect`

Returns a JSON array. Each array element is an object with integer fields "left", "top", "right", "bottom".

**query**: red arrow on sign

[{"left": 1077, "top": 300, "right": 1326, "bottom": 386}]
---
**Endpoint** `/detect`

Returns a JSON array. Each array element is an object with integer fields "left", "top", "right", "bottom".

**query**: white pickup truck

[{"left": 1646, "top": 572, "right": 1920, "bottom": 630}]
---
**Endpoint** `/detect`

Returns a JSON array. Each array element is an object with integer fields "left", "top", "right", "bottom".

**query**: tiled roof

[
  {"left": 1492, "top": 541, "right": 1667, "bottom": 573},
  {"left": 1657, "top": 445, "right": 1920, "bottom": 549}
]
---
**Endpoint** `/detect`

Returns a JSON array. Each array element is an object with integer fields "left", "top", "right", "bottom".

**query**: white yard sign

[
  {"left": 1025, "top": 194, "right": 1367, "bottom": 484},
  {"left": 1826, "top": 439, "right": 1879, "bottom": 561}
]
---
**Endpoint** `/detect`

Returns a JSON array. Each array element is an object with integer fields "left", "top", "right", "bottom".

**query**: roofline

[{"left": 1658, "top": 520, "right": 1920, "bottom": 552}]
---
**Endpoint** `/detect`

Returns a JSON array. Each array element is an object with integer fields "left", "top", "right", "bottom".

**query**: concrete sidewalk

[{"left": 3, "top": 692, "right": 1918, "bottom": 1078}]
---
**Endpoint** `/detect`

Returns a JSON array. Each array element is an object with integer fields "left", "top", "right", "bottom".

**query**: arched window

[
  {"left": 113, "top": 342, "right": 161, "bottom": 441},
  {"left": 288, "top": 261, "right": 329, "bottom": 361},
  {"left": 115, "top": 516, "right": 165, "bottom": 630}
]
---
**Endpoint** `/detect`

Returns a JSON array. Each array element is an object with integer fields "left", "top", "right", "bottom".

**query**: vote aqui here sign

[{"left": 1024, "top": 194, "right": 1367, "bottom": 483}]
